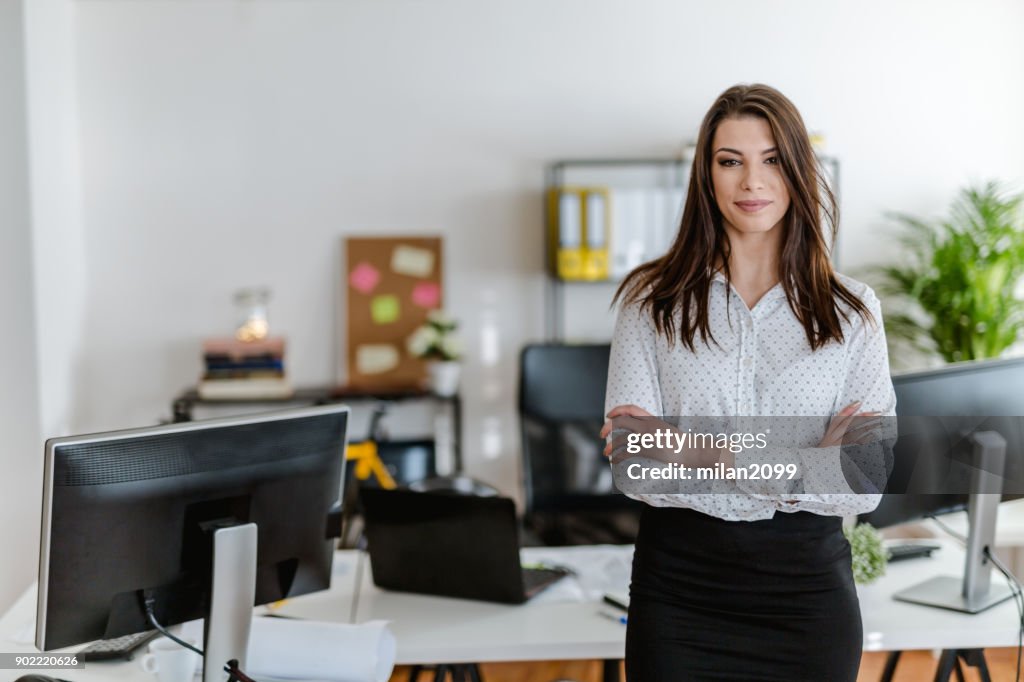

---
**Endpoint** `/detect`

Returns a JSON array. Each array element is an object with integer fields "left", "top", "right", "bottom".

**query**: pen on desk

[
  {"left": 597, "top": 609, "right": 627, "bottom": 625},
  {"left": 602, "top": 593, "right": 629, "bottom": 612}
]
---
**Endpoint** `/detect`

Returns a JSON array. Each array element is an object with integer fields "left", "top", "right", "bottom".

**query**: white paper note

[
  {"left": 355, "top": 345, "right": 399, "bottom": 375},
  {"left": 390, "top": 245, "right": 435, "bottom": 278}
]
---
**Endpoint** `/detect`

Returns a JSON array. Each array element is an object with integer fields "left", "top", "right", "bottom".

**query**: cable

[
  {"left": 143, "top": 594, "right": 205, "bottom": 657},
  {"left": 925, "top": 514, "right": 967, "bottom": 546},
  {"left": 985, "top": 547, "right": 1024, "bottom": 682},
  {"left": 928, "top": 515, "right": 1023, "bottom": 681},
  {"left": 143, "top": 593, "right": 266, "bottom": 682}
]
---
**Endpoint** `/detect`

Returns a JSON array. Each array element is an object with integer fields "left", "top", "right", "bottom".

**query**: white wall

[
  {"left": 64, "top": 0, "right": 1024, "bottom": 501},
  {"left": 24, "top": 0, "right": 86, "bottom": 441},
  {"left": 0, "top": 0, "right": 41, "bottom": 610},
  {"left": 3, "top": 0, "right": 1015, "bottom": 624}
]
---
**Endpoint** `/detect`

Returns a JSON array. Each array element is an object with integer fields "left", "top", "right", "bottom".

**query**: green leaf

[{"left": 865, "top": 181, "right": 1024, "bottom": 363}]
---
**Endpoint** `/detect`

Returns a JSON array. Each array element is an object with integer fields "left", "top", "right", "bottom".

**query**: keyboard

[
  {"left": 887, "top": 542, "right": 941, "bottom": 562},
  {"left": 78, "top": 630, "right": 160, "bottom": 661},
  {"left": 522, "top": 566, "right": 571, "bottom": 597}
]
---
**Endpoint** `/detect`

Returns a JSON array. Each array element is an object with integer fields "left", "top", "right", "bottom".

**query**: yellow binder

[{"left": 547, "top": 187, "right": 585, "bottom": 280}]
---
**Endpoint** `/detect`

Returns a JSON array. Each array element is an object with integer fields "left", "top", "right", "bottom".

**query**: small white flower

[
  {"left": 427, "top": 309, "right": 457, "bottom": 332},
  {"left": 409, "top": 312, "right": 462, "bottom": 360},
  {"left": 427, "top": 309, "right": 450, "bottom": 324},
  {"left": 407, "top": 326, "right": 440, "bottom": 357},
  {"left": 439, "top": 335, "right": 463, "bottom": 361}
]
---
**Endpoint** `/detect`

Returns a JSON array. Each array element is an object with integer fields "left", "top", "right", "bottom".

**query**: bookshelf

[{"left": 543, "top": 158, "right": 689, "bottom": 341}]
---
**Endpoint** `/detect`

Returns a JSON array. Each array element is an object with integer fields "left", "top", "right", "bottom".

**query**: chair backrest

[{"left": 518, "top": 343, "right": 635, "bottom": 515}]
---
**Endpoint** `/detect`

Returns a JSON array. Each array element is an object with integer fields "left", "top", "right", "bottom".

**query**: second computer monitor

[
  {"left": 37, "top": 404, "right": 349, "bottom": 652},
  {"left": 862, "top": 356, "right": 1024, "bottom": 528}
]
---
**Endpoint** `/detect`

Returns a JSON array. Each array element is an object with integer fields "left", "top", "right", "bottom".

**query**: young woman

[{"left": 599, "top": 84, "right": 896, "bottom": 681}]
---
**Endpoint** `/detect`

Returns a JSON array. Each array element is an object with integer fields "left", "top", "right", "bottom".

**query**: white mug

[{"left": 140, "top": 636, "right": 200, "bottom": 682}]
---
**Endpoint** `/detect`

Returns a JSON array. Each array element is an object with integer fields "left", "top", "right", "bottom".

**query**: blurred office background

[{"left": 1, "top": 0, "right": 1023, "bottom": 610}]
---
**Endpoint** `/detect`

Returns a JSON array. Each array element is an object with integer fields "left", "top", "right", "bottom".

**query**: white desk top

[
  {"left": 282, "top": 541, "right": 1021, "bottom": 663},
  {"left": 0, "top": 540, "right": 1019, "bottom": 678},
  {"left": 274, "top": 545, "right": 634, "bottom": 665},
  {"left": 859, "top": 539, "right": 1020, "bottom": 651}
]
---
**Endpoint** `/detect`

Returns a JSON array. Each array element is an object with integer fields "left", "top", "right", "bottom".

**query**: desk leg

[
  {"left": 932, "top": 649, "right": 990, "bottom": 682},
  {"left": 602, "top": 659, "right": 621, "bottom": 682},
  {"left": 879, "top": 651, "right": 900, "bottom": 682},
  {"left": 959, "top": 649, "right": 991, "bottom": 682},
  {"left": 933, "top": 650, "right": 957, "bottom": 682},
  {"left": 172, "top": 398, "right": 193, "bottom": 423},
  {"left": 452, "top": 395, "right": 462, "bottom": 474}
]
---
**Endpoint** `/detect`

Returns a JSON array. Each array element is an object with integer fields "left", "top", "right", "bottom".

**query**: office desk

[
  {"left": 860, "top": 540, "right": 1020, "bottom": 653},
  {"left": 0, "top": 558, "right": 368, "bottom": 682},
  {"left": 0, "top": 541, "right": 1019, "bottom": 681},
  {"left": 275, "top": 545, "right": 634, "bottom": 666}
]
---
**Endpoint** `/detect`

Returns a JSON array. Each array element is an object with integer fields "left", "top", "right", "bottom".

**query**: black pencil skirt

[{"left": 626, "top": 505, "right": 862, "bottom": 682}]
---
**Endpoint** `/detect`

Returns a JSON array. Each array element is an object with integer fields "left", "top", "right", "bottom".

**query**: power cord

[
  {"left": 985, "top": 547, "right": 1024, "bottom": 682},
  {"left": 926, "top": 515, "right": 1024, "bottom": 681},
  {"left": 925, "top": 514, "right": 967, "bottom": 546},
  {"left": 143, "top": 593, "right": 260, "bottom": 682},
  {"left": 142, "top": 594, "right": 204, "bottom": 657}
]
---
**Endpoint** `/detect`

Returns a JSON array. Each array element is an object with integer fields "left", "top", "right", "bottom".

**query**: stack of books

[{"left": 197, "top": 337, "right": 294, "bottom": 400}]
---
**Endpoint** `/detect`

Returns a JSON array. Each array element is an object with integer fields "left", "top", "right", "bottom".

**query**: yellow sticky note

[
  {"left": 355, "top": 344, "right": 399, "bottom": 374},
  {"left": 371, "top": 295, "right": 400, "bottom": 324},
  {"left": 391, "top": 245, "right": 435, "bottom": 278}
]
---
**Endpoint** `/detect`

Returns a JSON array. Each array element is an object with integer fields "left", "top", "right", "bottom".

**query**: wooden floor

[{"left": 389, "top": 648, "right": 1019, "bottom": 681}]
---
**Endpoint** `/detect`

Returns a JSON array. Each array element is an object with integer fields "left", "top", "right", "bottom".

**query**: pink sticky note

[
  {"left": 411, "top": 282, "right": 441, "bottom": 308},
  {"left": 349, "top": 262, "right": 380, "bottom": 294}
]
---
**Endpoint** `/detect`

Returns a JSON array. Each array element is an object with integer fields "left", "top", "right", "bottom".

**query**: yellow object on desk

[{"left": 345, "top": 441, "right": 397, "bottom": 489}]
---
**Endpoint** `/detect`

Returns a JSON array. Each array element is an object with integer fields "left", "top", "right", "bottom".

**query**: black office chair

[{"left": 518, "top": 343, "right": 642, "bottom": 546}]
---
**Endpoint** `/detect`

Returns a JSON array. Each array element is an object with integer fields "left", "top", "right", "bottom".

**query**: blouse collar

[{"left": 710, "top": 270, "right": 788, "bottom": 303}]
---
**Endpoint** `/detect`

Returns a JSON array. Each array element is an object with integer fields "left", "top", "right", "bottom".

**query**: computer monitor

[
  {"left": 860, "top": 356, "right": 1024, "bottom": 613},
  {"left": 862, "top": 355, "right": 1024, "bottom": 528},
  {"left": 36, "top": 404, "right": 349, "bottom": 680}
]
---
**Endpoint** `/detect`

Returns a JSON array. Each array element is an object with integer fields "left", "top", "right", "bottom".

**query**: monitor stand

[
  {"left": 894, "top": 430, "right": 1014, "bottom": 614},
  {"left": 203, "top": 523, "right": 258, "bottom": 682}
]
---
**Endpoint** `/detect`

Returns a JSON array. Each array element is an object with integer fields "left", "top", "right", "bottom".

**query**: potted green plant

[
  {"left": 407, "top": 311, "right": 463, "bottom": 396},
  {"left": 870, "top": 181, "right": 1024, "bottom": 364},
  {"left": 844, "top": 522, "right": 887, "bottom": 585}
]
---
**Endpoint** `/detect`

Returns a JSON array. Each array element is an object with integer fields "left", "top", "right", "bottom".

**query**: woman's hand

[
  {"left": 600, "top": 404, "right": 656, "bottom": 459},
  {"left": 820, "top": 401, "right": 881, "bottom": 448},
  {"left": 600, "top": 405, "right": 721, "bottom": 467}
]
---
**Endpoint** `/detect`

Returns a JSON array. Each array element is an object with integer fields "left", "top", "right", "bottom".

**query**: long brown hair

[{"left": 614, "top": 83, "right": 872, "bottom": 351}]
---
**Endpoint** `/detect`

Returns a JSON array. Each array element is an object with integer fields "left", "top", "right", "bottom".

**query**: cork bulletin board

[{"left": 344, "top": 236, "right": 444, "bottom": 389}]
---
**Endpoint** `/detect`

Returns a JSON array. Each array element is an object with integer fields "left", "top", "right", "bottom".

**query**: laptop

[{"left": 359, "top": 488, "right": 571, "bottom": 604}]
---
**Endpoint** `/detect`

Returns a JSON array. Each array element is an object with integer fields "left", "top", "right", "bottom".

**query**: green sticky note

[{"left": 370, "top": 295, "right": 400, "bottom": 324}]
